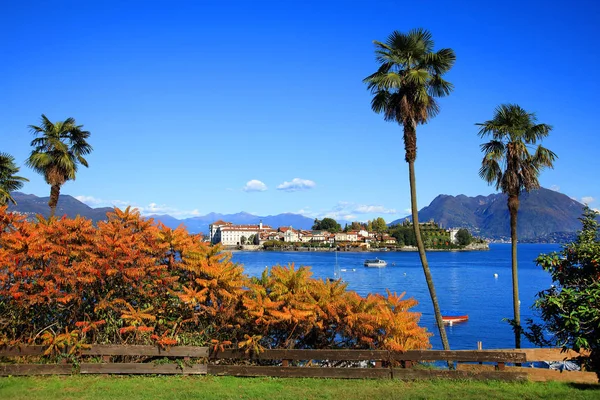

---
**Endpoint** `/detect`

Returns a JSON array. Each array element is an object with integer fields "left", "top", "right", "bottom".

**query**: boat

[
  {"left": 364, "top": 258, "right": 387, "bottom": 268},
  {"left": 442, "top": 314, "right": 469, "bottom": 325}
]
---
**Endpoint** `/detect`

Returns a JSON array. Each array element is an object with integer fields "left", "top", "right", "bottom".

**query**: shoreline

[{"left": 225, "top": 243, "right": 490, "bottom": 253}]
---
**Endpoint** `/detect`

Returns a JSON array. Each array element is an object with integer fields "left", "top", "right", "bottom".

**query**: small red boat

[{"left": 442, "top": 315, "right": 469, "bottom": 325}]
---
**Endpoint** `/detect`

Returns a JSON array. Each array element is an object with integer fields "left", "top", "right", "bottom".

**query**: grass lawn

[{"left": 0, "top": 376, "right": 598, "bottom": 400}]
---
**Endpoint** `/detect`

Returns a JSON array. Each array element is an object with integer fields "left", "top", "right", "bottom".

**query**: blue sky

[{"left": 2, "top": 0, "right": 599, "bottom": 222}]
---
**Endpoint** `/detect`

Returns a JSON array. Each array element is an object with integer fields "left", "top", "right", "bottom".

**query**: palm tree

[
  {"left": 477, "top": 104, "right": 557, "bottom": 348},
  {"left": 363, "top": 28, "right": 455, "bottom": 350},
  {"left": 0, "top": 152, "right": 29, "bottom": 206},
  {"left": 26, "top": 114, "right": 92, "bottom": 218}
]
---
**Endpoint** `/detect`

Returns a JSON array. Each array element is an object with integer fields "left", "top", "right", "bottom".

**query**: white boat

[{"left": 364, "top": 258, "right": 387, "bottom": 268}]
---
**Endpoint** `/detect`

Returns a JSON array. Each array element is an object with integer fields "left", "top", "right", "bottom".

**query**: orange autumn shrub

[
  {"left": 0, "top": 206, "right": 430, "bottom": 354},
  {"left": 242, "top": 264, "right": 431, "bottom": 351}
]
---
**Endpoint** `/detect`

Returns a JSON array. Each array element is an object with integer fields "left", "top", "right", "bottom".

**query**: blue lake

[{"left": 231, "top": 243, "right": 560, "bottom": 350}]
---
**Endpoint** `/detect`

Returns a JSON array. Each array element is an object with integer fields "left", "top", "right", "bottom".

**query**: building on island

[
  {"left": 448, "top": 228, "right": 460, "bottom": 244},
  {"left": 334, "top": 231, "right": 359, "bottom": 242},
  {"left": 209, "top": 219, "right": 463, "bottom": 247},
  {"left": 209, "top": 220, "right": 273, "bottom": 245}
]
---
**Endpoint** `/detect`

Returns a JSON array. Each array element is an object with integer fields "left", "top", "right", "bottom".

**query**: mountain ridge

[
  {"left": 7, "top": 192, "right": 315, "bottom": 233},
  {"left": 389, "top": 187, "right": 586, "bottom": 240},
  {"left": 6, "top": 188, "right": 590, "bottom": 240}
]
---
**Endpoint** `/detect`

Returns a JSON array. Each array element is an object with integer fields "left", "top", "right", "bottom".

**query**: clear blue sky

[{"left": 2, "top": 0, "right": 599, "bottom": 222}]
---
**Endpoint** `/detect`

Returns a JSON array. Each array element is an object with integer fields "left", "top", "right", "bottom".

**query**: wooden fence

[
  {"left": 457, "top": 348, "right": 598, "bottom": 384},
  {"left": 0, "top": 345, "right": 596, "bottom": 383}
]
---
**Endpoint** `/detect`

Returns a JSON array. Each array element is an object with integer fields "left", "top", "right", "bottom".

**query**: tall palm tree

[
  {"left": 478, "top": 104, "right": 557, "bottom": 348},
  {"left": 0, "top": 152, "right": 29, "bottom": 206},
  {"left": 26, "top": 114, "right": 92, "bottom": 218},
  {"left": 364, "top": 28, "right": 455, "bottom": 350}
]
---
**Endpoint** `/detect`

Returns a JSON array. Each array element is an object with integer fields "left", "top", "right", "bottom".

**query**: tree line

[{"left": 312, "top": 217, "right": 387, "bottom": 233}]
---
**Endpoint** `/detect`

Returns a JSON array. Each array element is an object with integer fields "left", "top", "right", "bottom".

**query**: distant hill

[
  {"left": 149, "top": 211, "right": 316, "bottom": 234},
  {"left": 7, "top": 192, "right": 315, "bottom": 234},
  {"left": 389, "top": 188, "right": 586, "bottom": 240},
  {"left": 7, "top": 192, "right": 113, "bottom": 222}
]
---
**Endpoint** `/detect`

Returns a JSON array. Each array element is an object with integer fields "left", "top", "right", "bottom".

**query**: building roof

[
  {"left": 220, "top": 224, "right": 272, "bottom": 232},
  {"left": 211, "top": 220, "right": 231, "bottom": 226}
]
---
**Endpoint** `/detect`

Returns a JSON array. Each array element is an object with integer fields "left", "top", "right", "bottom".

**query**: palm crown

[
  {"left": 363, "top": 28, "right": 455, "bottom": 161},
  {"left": 478, "top": 104, "right": 557, "bottom": 196},
  {"left": 26, "top": 114, "right": 92, "bottom": 217},
  {"left": 0, "top": 152, "right": 29, "bottom": 206},
  {"left": 26, "top": 115, "right": 92, "bottom": 187}
]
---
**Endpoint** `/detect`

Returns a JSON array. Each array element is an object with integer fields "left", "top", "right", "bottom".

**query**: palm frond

[
  {"left": 424, "top": 48, "right": 456, "bottom": 75},
  {"left": 532, "top": 145, "right": 558, "bottom": 168},
  {"left": 0, "top": 152, "right": 29, "bottom": 205},
  {"left": 427, "top": 75, "right": 454, "bottom": 97},
  {"left": 479, "top": 157, "right": 502, "bottom": 188},
  {"left": 524, "top": 123, "right": 552, "bottom": 143}
]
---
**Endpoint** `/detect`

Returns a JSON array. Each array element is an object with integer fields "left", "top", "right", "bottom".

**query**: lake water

[{"left": 231, "top": 244, "right": 561, "bottom": 350}]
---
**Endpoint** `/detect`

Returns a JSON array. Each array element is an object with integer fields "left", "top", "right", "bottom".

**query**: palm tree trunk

[
  {"left": 408, "top": 160, "right": 450, "bottom": 351},
  {"left": 508, "top": 194, "right": 521, "bottom": 348},
  {"left": 48, "top": 184, "right": 60, "bottom": 218}
]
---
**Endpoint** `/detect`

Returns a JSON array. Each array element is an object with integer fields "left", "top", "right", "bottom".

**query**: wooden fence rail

[{"left": 0, "top": 345, "right": 594, "bottom": 382}]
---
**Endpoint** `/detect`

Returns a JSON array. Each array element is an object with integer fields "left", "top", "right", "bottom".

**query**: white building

[
  {"left": 448, "top": 228, "right": 460, "bottom": 244},
  {"left": 279, "top": 226, "right": 299, "bottom": 242},
  {"left": 334, "top": 231, "right": 359, "bottom": 242},
  {"left": 209, "top": 220, "right": 273, "bottom": 245}
]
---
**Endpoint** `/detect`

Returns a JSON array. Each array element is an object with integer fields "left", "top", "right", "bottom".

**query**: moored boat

[
  {"left": 364, "top": 258, "right": 387, "bottom": 268},
  {"left": 442, "top": 314, "right": 469, "bottom": 325}
]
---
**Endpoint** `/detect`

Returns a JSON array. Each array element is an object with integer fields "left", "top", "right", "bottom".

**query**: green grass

[{"left": 0, "top": 376, "right": 598, "bottom": 400}]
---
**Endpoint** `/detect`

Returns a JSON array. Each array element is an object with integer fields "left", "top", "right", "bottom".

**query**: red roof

[
  {"left": 211, "top": 220, "right": 231, "bottom": 226},
  {"left": 220, "top": 225, "right": 272, "bottom": 231}
]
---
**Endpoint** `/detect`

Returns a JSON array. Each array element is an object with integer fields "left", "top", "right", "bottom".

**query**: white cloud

[
  {"left": 404, "top": 208, "right": 412, "bottom": 214},
  {"left": 323, "top": 211, "right": 357, "bottom": 221},
  {"left": 581, "top": 196, "right": 595, "bottom": 204},
  {"left": 76, "top": 194, "right": 207, "bottom": 219},
  {"left": 296, "top": 207, "right": 314, "bottom": 216},
  {"left": 75, "top": 195, "right": 129, "bottom": 207},
  {"left": 75, "top": 195, "right": 104, "bottom": 205},
  {"left": 134, "top": 203, "right": 206, "bottom": 218},
  {"left": 354, "top": 205, "right": 397, "bottom": 214},
  {"left": 133, "top": 203, "right": 174, "bottom": 215},
  {"left": 297, "top": 201, "right": 402, "bottom": 222},
  {"left": 277, "top": 178, "right": 316, "bottom": 192},
  {"left": 550, "top": 185, "right": 560, "bottom": 192},
  {"left": 243, "top": 180, "right": 268, "bottom": 192}
]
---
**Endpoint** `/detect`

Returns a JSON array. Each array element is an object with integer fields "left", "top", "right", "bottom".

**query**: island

[{"left": 209, "top": 218, "right": 488, "bottom": 252}]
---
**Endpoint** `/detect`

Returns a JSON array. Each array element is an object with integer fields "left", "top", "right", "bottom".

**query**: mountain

[
  {"left": 7, "top": 192, "right": 113, "bottom": 222},
  {"left": 7, "top": 189, "right": 589, "bottom": 240},
  {"left": 389, "top": 188, "right": 586, "bottom": 240},
  {"left": 149, "top": 211, "right": 315, "bottom": 234},
  {"left": 7, "top": 192, "right": 314, "bottom": 234}
]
